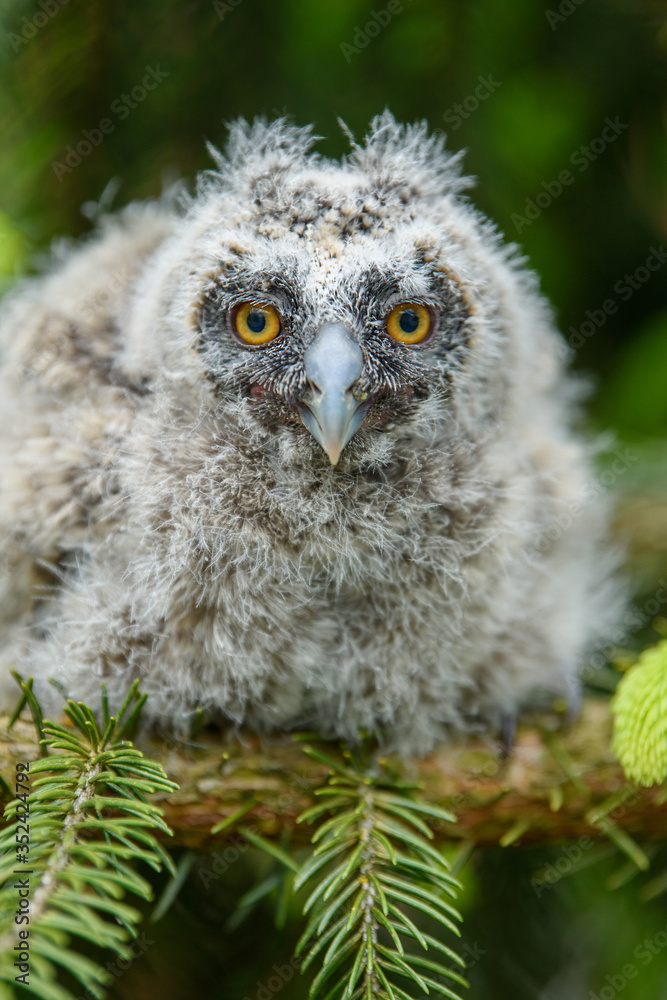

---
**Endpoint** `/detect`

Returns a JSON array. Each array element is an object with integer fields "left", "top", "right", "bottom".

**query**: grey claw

[
  {"left": 564, "top": 677, "right": 582, "bottom": 727},
  {"left": 498, "top": 711, "right": 517, "bottom": 758}
]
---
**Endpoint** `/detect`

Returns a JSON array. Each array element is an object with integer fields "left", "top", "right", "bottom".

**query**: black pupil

[
  {"left": 246, "top": 310, "right": 266, "bottom": 334},
  {"left": 399, "top": 309, "right": 420, "bottom": 334}
]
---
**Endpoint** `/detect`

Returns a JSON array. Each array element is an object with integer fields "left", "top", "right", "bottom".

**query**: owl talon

[
  {"left": 564, "top": 680, "right": 582, "bottom": 728},
  {"left": 498, "top": 712, "right": 517, "bottom": 758}
]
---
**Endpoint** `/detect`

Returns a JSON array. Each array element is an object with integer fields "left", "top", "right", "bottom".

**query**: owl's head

[{"left": 127, "top": 113, "right": 556, "bottom": 470}]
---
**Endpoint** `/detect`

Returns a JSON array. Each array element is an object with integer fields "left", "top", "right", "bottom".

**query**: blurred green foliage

[
  {"left": 2, "top": 1, "right": 667, "bottom": 998},
  {"left": 1, "top": 0, "right": 666, "bottom": 425}
]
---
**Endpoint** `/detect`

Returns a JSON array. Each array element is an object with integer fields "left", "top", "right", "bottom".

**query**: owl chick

[{"left": 0, "top": 114, "right": 621, "bottom": 755}]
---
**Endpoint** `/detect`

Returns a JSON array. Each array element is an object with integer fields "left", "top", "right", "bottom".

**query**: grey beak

[{"left": 299, "top": 324, "right": 366, "bottom": 465}]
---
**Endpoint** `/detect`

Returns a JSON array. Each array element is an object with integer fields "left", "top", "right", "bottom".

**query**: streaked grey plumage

[{"left": 0, "top": 114, "right": 621, "bottom": 754}]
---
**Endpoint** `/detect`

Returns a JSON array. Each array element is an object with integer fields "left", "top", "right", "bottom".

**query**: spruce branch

[
  {"left": 0, "top": 680, "right": 178, "bottom": 1000},
  {"left": 294, "top": 743, "right": 467, "bottom": 1000}
]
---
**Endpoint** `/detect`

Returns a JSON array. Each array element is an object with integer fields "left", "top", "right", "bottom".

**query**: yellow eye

[
  {"left": 233, "top": 302, "right": 281, "bottom": 345},
  {"left": 386, "top": 303, "right": 433, "bottom": 345}
]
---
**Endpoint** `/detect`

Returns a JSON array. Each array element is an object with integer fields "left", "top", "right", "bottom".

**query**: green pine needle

[
  {"left": 294, "top": 744, "right": 467, "bottom": 1000},
  {"left": 611, "top": 640, "right": 667, "bottom": 786},
  {"left": 0, "top": 679, "right": 179, "bottom": 999}
]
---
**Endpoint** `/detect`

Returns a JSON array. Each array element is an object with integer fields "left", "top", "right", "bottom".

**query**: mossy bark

[{"left": 2, "top": 698, "right": 666, "bottom": 848}]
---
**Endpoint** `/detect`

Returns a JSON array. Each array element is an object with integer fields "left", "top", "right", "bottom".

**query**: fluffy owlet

[{"left": 0, "top": 115, "right": 620, "bottom": 755}]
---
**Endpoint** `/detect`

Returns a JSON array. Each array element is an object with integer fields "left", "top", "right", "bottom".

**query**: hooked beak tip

[
  {"left": 297, "top": 399, "right": 364, "bottom": 466},
  {"left": 298, "top": 323, "right": 366, "bottom": 465}
]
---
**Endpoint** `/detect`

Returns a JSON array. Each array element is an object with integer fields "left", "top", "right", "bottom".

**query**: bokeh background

[{"left": 1, "top": 1, "right": 667, "bottom": 998}]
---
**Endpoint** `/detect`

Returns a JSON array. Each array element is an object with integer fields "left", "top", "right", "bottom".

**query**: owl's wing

[{"left": 0, "top": 203, "right": 173, "bottom": 704}]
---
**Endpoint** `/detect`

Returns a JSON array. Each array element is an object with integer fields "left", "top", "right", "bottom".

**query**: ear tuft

[
  {"left": 199, "top": 117, "right": 322, "bottom": 198},
  {"left": 345, "top": 109, "right": 473, "bottom": 200}
]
